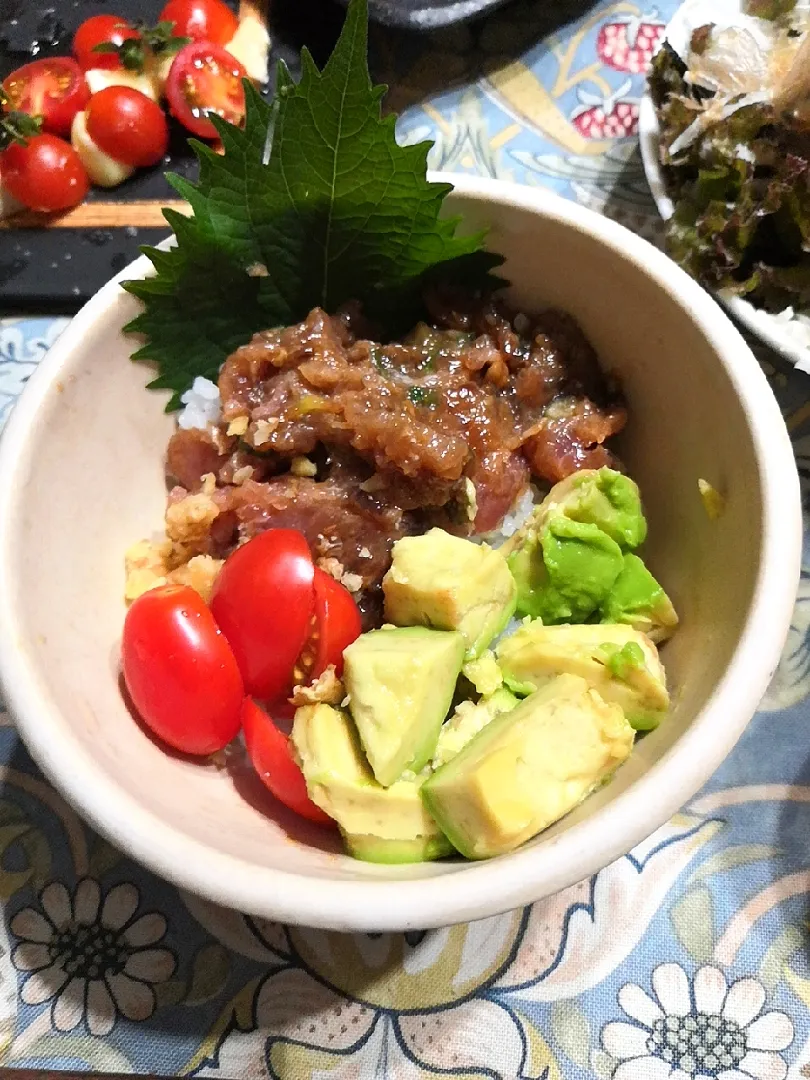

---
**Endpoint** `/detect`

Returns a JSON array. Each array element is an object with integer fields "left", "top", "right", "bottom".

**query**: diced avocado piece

[
  {"left": 432, "top": 687, "right": 519, "bottom": 768},
  {"left": 421, "top": 674, "right": 635, "bottom": 859},
  {"left": 343, "top": 626, "right": 465, "bottom": 787},
  {"left": 462, "top": 650, "right": 504, "bottom": 696},
  {"left": 496, "top": 621, "right": 669, "bottom": 731},
  {"left": 291, "top": 703, "right": 452, "bottom": 862},
  {"left": 383, "top": 528, "right": 517, "bottom": 658},
  {"left": 600, "top": 553, "right": 679, "bottom": 644},
  {"left": 503, "top": 467, "right": 647, "bottom": 556},
  {"left": 508, "top": 514, "right": 624, "bottom": 622},
  {"left": 343, "top": 831, "right": 453, "bottom": 863}
]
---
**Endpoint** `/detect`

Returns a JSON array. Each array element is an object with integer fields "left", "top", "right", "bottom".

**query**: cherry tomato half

[
  {"left": 296, "top": 568, "right": 362, "bottom": 683},
  {"left": 2, "top": 58, "right": 90, "bottom": 137},
  {"left": 159, "top": 0, "right": 239, "bottom": 46},
  {"left": 122, "top": 584, "right": 244, "bottom": 756},
  {"left": 1, "top": 134, "right": 89, "bottom": 213},
  {"left": 166, "top": 41, "right": 246, "bottom": 139},
  {"left": 73, "top": 15, "right": 141, "bottom": 72},
  {"left": 242, "top": 698, "right": 333, "bottom": 825},
  {"left": 86, "top": 86, "right": 169, "bottom": 167},
  {"left": 211, "top": 529, "right": 315, "bottom": 700}
]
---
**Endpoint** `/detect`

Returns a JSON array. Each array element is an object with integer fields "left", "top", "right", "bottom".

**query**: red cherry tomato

[
  {"left": 165, "top": 41, "right": 246, "bottom": 139},
  {"left": 296, "top": 568, "right": 362, "bottom": 682},
  {"left": 242, "top": 698, "right": 333, "bottom": 825},
  {"left": 86, "top": 86, "right": 169, "bottom": 167},
  {"left": 1, "top": 135, "right": 89, "bottom": 213},
  {"left": 73, "top": 15, "right": 141, "bottom": 72},
  {"left": 122, "top": 584, "right": 244, "bottom": 756},
  {"left": 2, "top": 58, "right": 90, "bottom": 137},
  {"left": 159, "top": 0, "right": 239, "bottom": 46},
  {"left": 211, "top": 529, "right": 315, "bottom": 700}
]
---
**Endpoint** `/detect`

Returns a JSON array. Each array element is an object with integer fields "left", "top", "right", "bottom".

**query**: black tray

[{"left": 342, "top": 0, "right": 511, "bottom": 28}]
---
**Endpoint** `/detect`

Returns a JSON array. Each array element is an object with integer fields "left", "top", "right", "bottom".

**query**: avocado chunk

[
  {"left": 291, "top": 703, "right": 453, "bottom": 862},
  {"left": 462, "top": 650, "right": 504, "bottom": 696},
  {"left": 496, "top": 621, "right": 669, "bottom": 731},
  {"left": 508, "top": 514, "right": 624, "bottom": 622},
  {"left": 432, "top": 687, "right": 519, "bottom": 768},
  {"left": 343, "top": 832, "right": 453, "bottom": 864},
  {"left": 343, "top": 626, "right": 465, "bottom": 787},
  {"left": 421, "top": 674, "right": 635, "bottom": 859},
  {"left": 600, "top": 553, "right": 679, "bottom": 644},
  {"left": 383, "top": 528, "right": 517, "bottom": 658},
  {"left": 503, "top": 467, "right": 647, "bottom": 557}
]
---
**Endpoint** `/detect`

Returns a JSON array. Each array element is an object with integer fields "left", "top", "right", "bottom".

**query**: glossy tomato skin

[
  {"left": 166, "top": 41, "right": 246, "bottom": 139},
  {"left": 73, "top": 15, "right": 140, "bottom": 72},
  {"left": 242, "top": 698, "right": 333, "bottom": 825},
  {"left": 159, "top": 0, "right": 239, "bottom": 45},
  {"left": 1, "top": 135, "right": 89, "bottom": 212},
  {"left": 211, "top": 529, "right": 315, "bottom": 700},
  {"left": 2, "top": 58, "right": 90, "bottom": 136},
  {"left": 297, "top": 568, "right": 362, "bottom": 682},
  {"left": 122, "top": 584, "right": 244, "bottom": 756},
  {"left": 86, "top": 87, "right": 169, "bottom": 167}
]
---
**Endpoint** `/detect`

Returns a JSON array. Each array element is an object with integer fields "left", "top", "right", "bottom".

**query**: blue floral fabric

[{"left": 2, "top": 2, "right": 810, "bottom": 1077}]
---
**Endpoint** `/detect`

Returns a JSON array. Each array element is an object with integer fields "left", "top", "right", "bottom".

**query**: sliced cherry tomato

[
  {"left": 2, "top": 58, "right": 90, "bottom": 137},
  {"left": 165, "top": 41, "right": 246, "bottom": 139},
  {"left": 73, "top": 15, "right": 141, "bottom": 72},
  {"left": 295, "top": 568, "right": 362, "bottom": 683},
  {"left": 211, "top": 529, "right": 315, "bottom": 700},
  {"left": 159, "top": 0, "right": 239, "bottom": 46},
  {"left": 242, "top": 698, "right": 333, "bottom": 825},
  {"left": 122, "top": 584, "right": 244, "bottom": 756},
  {"left": 1, "top": 134, "right": 89, "bottom": 213},
  {"left": 86, "top": 86, "right": 169, "bottom": 167}
]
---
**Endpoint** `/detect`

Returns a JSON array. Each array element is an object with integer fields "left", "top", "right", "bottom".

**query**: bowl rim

[
  {"left": 637, "top": 0, "right": 810, "bottom": 372},
  {"left": 0, "top": 173, "right": 801, "bottom": 931}
]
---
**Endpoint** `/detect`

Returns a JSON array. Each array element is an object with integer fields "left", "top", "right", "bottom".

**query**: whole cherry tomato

[
  {"left": 159, "top": 0, "right": 239, "bottom": 46},
  {"left": 86, "top": 86, "right": 169, "bottom": 167},
  {"left": 73, "top": 15, "right": 141, "bottom": 72},
  {"left": 210, "top": 529, "right": 315, "bottom": 700},
  {"left": 165, "top": 41, "right": 245, "bottom": 139},
  {"left": 1, "top": 134, "right": 89, "bottom": 212},
  {"left": 242, "top": 698, "right": 333, "bottom": 825},
  {"left": 122, "top": 584, "right": 243, "bottom": 755},
  {"left": 2, "top": 58, "right": 89, "bottom": 136}
]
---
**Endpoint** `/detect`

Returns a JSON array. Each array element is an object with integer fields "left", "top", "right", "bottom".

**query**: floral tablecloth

[{"left": 2, "top": 2, "right": 810, "bottom": 1078}]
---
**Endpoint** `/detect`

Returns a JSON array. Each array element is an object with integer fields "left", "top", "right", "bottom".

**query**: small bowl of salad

[
  {"left": 0, "top": 0, "right": 801, "bottom": 931},
  {"left": 639, "top": 0, "right": 810, "bottom": 369}
]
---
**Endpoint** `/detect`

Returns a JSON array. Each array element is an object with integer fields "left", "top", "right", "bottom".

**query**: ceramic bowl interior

[{"left": 0, "top": 176, "right": 800, "bottom": 931}]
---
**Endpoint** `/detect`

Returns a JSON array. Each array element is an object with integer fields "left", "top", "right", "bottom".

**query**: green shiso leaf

[{"left": 123, "top": 0, "right": 503, "bottom": 409}]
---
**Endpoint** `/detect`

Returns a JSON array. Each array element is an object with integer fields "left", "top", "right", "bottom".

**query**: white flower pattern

[
  {"left": 602, "top": 964, "right": 794, "bottom": 1080},
  {"left": 11, "top": 879, "right": 176, "bottom": 1036}
]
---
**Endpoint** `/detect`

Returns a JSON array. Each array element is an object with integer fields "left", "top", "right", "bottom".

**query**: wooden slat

[{"left": 0, "top": 201, "right": 191, "bottom": 229}]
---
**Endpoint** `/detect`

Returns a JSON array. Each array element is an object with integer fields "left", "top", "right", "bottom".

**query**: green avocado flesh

[
  {"left": 503, "top": 467, "right": 647, "bottom": 557},
  {"left": 342, "top": 831, "right": 454, "bottom": 863},
  {"left": 343, "top": 626, "right": 465, "bottom": 787},
  {"left": 508, "top": 514, "right": 624, "bottom": 622},
  {"left": 496, "top": 621, "right": 669, "bottom": 731},
  {"left": 421, "top": 673, "right": 636, "bottom": 859},
  {"left": 600, "top": 553, "right": 679, "bottom": 643},
  {"left": 291, "top": 703, "right": 452, "bottom": 863},
  {"left": 383, "top": 528, "right": 517, "bottom": 658}
]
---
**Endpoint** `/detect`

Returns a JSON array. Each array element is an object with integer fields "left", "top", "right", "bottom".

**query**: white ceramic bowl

[
  {"left": 638, "top": 0, "right": 810, "bottom": 372},
  {"left": 0, "top": 175, "right": 801, "bottom": 931}
]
